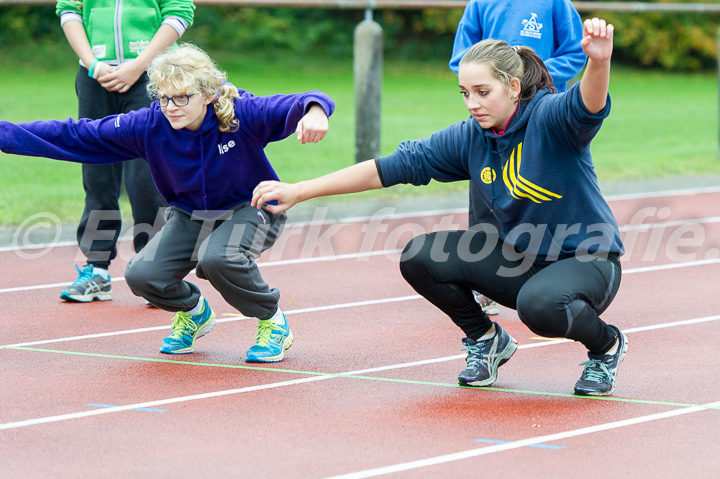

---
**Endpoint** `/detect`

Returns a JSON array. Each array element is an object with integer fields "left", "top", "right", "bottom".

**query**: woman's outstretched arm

[
  {"left": 252, "top": 159, "right": 383, "bottom": 214},
  {"left": 579, "top": 17, "right": 614, "bottom": 114}
]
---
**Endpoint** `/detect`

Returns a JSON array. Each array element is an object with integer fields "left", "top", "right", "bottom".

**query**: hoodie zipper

[
  {"left": 200, "top": 137, "right": 208, "bottom": 211},
  {"left": 113, "top": 0, "right": 125, "bottom": 63},
  {"left": 484, "top": 105, "right": 520, "bottom": 213}
]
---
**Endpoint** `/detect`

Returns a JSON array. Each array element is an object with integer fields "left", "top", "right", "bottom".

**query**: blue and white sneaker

[
  {"left": 245, "top": 313, "right": 293, "bottom": 363},
  {"left": 60, "top": 264, "right": 112, "bottom": 302},
  {"left": 160, "top": 298, "right": 216, "bottom": 354},
  {"left": 458, "top": 322, "right": 517, "bottom": 387},
  {"left": 574, "top": 324, "right": 628, "bottom": 396}
]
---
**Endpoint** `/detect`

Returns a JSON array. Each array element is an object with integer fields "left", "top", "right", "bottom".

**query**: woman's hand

[
  {"left": 252, "top": 180, "right": 300, "bottom": 214},
  {"left": 579, "top": 17, "right": 614, "bottom": 114},
  {"left": 253, "top": 160, "right": 383, "bottom": 214},
  {"left": 296, "top": 104, "right": 329, "bottom": 144},
  {"left": 580, "top": 17, "right": 614, "bottom": 63}
]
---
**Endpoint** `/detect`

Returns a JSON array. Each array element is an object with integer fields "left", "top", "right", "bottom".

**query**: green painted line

[
  {"left": 4, "top": 346, "right": 326, "bottom": 376},
  {"left": 6, "top": 345, "right": 720, "bottom": 411}
]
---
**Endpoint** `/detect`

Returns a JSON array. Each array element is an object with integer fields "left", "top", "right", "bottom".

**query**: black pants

[
  {"left": 74, "top": 67, "right": 166, "bottom": 269},
  {"left": 398, "top": 228, "right": 621, "bottom": 355}
]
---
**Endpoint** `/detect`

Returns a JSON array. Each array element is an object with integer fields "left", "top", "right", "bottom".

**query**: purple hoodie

[{"left": 1, "top": 89, "right": 334, "bottom": 213}]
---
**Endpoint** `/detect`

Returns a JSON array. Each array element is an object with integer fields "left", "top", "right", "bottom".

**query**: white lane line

[
  {"left": 622, "top": 258, "right": 720, "bottom": 274},
  {"left": 253, "top": 249, "right": 401, "bottom": 267},
  {"left": 0, "top": 208, "right": 466, "bottom": 254},
  {"left": 0, "top": 295, "right": 422, "bottom": 348},
  {"left": 0, "top": 351, "right": 507, "bottom": 432},
  {"left": 0, "top": 375, "right": 331, "bottom": 431},
  {"left": 0, "top": 240, "right": 77, "bottom": 253},
  {"left": 618, "top": 215, "right": 720, "bottom": 232},
  {"left": 2, "top": 183, "right": 718, "bottom": 253},
  {"left": 0, "top": 249, "right": 404, "bottom": 295},
  {"left": 0, "top": 278, "right": 128, "bottom": 294},
  {"left": 2, "top": 243, "right": 720, "bottom": 296},
  {"left": 604, "top": 185, "right": 720, "bottom": 201},
  {"left": 3, "top": 314, "right": 720, "bottom": 433},
  {"left": 2, "top": 254, "right": 720, "bottom": 348},
  {"left": 320, "top": 399, "right": 720, "bottom": 479}
]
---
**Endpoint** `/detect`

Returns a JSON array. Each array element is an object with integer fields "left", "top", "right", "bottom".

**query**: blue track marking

[
  {"left": 475, "top": 438, "right": 565, "bottom": 449},
  {"left": 86, "top": 403, "right": 167, "bottom": 413}
]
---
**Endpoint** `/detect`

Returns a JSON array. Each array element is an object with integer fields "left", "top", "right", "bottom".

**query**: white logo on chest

[
  {"left": 521, "top": 12, "right": 543, "bottom": 39},
  {"left": 218, "top": 140, "right": 236, "bottom": 154}
]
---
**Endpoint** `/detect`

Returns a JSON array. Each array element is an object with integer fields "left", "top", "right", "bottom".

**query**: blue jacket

[
  {"left": 1, "top": 90, "right": 334, "bottom": 214},
  {"left": 449, "top": 0, "right": 586, "bottom": 92},
  {"left": 376, "top": 83, "right": 623, "bottom": 262}
]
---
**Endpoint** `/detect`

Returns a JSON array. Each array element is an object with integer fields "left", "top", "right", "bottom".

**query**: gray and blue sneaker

[
  {"left": 458, "top": 322, "right": 517, "bottom": 387},
  {"left": 60, "top": 264, "right": 112, "bottom": 302},
  {"left": 574, "top": 324, "right": 628, "bottom": 396},
  {"left": 160, "top": 297, "right": 217, "bottom": 354}
]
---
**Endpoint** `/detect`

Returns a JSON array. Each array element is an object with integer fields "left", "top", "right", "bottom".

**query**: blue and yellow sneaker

[
  {"left": 60, "top": 264, "right": 112, "bottom": 303},
  {"left": 245, "top": 312, "right": 293, "bottom": 363},
  {"left": 160, "top": 298, "right": 216, "bottom": 354}
]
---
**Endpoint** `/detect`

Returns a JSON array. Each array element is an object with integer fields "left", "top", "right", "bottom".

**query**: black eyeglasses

[{"left": 154, "top": 93, "right": 196, "bottom": 107}]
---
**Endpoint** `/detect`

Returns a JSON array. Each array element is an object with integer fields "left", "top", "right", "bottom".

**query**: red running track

[{"left": 1, "top": 187, "right": 720, "bottom": 478}]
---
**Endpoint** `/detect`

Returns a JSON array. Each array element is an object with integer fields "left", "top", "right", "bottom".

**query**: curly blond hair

[{"left": 147, "top": 43, "right": 239, "bottom": 132}]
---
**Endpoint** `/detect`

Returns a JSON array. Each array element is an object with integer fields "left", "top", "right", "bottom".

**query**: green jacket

[{"left": 56, "top": 0, "right": 195, "bottom": 63}]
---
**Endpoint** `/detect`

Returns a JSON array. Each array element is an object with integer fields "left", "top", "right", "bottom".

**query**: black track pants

[{"left": 398, "top": 229, "right": 621, "bottom": 354}]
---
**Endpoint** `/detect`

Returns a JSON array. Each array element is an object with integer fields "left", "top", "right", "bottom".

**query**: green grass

[
  {"left": 592, "top": 68, "right": 720, "bottom": 178},
  {"left": 1, "top": 51, "right": 718, "bottom": 226}
]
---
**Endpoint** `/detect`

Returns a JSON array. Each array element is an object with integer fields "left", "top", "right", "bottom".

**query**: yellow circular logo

[{"left": 480, "top": 167, "right": 496, "bottom": 184}]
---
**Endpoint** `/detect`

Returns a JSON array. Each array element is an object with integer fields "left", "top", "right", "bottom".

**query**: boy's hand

[{"left": 296, "top": 104, "right": 328, "bottom": 144}]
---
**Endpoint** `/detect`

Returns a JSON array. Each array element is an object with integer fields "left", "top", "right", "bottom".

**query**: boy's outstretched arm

[
  {"left": 252, "top": 159, "right": 383, "bottom": 214},
  {"left": 295, "top": 103, "right": 329, "bottom": 144},
  {"left": 579, "top": 17, "right": 614, "bottom": 114}
]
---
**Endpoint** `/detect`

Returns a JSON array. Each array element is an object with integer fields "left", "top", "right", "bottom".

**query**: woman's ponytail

[{"left": 516, "top": 46, "right": 557, "bottom": 101}]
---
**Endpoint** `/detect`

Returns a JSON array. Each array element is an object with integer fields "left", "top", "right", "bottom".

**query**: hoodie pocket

[
  {"left": 121, "top": 7, "right": 161, "bottom": 57},
  {"left": 86, "top": 7, "right": 115, "bottom": 59}
]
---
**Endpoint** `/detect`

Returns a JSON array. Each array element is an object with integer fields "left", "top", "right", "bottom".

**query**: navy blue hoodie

[
  {"left": 1, "top": 89, "right": 334, "bottom": 214},
  {"left": 376, "top": 83, "right": 623, "bottom": 263}
]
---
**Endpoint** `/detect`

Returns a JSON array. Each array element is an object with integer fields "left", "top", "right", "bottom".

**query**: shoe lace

[
  {"left": 254, "top": 320, "right": 281, "bottom": 347},
  {"left": 169, "top": 311, "right": 197, "bottom": 340},
  {"left": 72, "top": 264, "right": 95, "bottom": 284},
  {"left": 578, "top": 359, "right": 611, "bottom": 383},
  {"left": 462, "top": 339, "right": 492, "bottom": 369}
]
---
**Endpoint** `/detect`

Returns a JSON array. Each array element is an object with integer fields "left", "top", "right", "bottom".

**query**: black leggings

[{"left": 398, "top": 229, "right": 621, "bottom": 355}]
